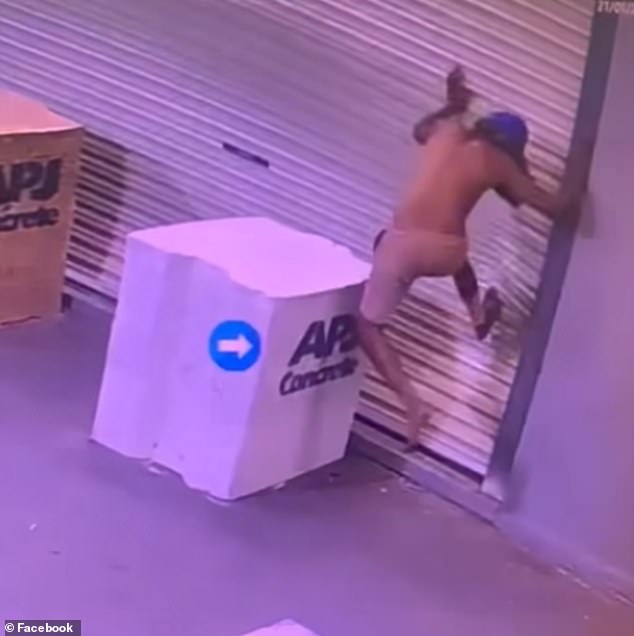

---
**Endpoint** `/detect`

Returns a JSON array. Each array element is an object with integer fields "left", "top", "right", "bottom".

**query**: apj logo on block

[{"left": 208, "top": 320, "right": 261, "bottom": 372}]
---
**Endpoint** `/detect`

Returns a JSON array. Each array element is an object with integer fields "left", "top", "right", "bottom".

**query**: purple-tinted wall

[{"left": 503, "top": 16, "right": 634, "bottom": 601}]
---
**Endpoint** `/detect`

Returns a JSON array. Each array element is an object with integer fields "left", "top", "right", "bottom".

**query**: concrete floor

[{"left": 2, "top": 302, "right": 634, "bottom": 636}]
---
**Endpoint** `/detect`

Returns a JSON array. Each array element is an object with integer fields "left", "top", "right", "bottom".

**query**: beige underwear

[{"left": 360, "top": 228, "right": 468, "bottom": 325}]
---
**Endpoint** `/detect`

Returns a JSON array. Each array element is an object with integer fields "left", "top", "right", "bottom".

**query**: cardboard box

[{"left": 0, "top": 92, "right": 83, "bottom": 325}]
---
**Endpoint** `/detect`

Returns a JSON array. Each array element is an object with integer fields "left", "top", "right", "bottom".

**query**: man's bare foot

[{"left": 404, "top": 403, "right": 431, "bottom": 453}]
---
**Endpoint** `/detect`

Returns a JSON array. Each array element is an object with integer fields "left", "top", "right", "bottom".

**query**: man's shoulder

[
  {"left": 460, "top": 135, "right": 498, "bottom": 164},
  {"left": 434, "top": 116, "right": 468, "bottom": 137},
  {"left": 465, "top": 136, "right": 516, "bottom": 171}
]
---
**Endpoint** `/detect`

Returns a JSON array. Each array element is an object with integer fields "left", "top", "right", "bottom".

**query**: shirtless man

[{"left": 358, "top": 65, "right": 588, "bottom": 450}]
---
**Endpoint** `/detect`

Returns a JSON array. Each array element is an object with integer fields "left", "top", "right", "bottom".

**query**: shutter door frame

[{"left": 483, "top": 8, "right": 617, "bottom": 499}]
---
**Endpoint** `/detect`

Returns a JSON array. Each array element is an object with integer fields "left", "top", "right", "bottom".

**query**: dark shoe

[{"left": 475, "top": 287, "right": 502, "bottom": 341}]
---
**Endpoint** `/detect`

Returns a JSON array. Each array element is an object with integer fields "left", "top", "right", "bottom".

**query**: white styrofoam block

[
  {"left": 92, "top": 216, "right": 370, "bottom": 500},
  {"left": 134, "top": 216, "right": 368, "bottom": 297},
  {"left": 242, "top": 620, "right": 319, "bottom": 635}
]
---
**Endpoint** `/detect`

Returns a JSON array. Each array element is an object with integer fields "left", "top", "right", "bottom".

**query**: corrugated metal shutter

[
  {"left": 0, "top": 0, "right": 593, "bottom": 475},
  {"left": 240, "top": 0, "right": 594, "bottom": 475}
]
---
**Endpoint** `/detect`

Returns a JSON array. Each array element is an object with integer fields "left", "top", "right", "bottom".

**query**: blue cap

[{"left": 479, "top": 111, "right": 529, "bottom": 153}]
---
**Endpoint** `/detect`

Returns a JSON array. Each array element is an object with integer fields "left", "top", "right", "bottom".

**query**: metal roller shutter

[
  {"left": 241, "top": 0, "right": 594, "bottom": 474},
  {"left": 0, "top": 0, "right": 593, "bottom": 475}
]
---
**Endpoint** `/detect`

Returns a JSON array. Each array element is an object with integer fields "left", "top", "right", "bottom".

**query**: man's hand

[
  {"left": 446, "top": 65, "right": 475, "bottom": 112},
  {"left": 568, "top": 138, "right": 594, "bottom": 195},
  {"left": 556, "top": 138, "right": 594, "bottom": 222}
]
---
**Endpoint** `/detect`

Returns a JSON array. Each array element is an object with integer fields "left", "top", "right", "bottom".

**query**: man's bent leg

[
  {"left": 377, "top": 231, "right": 500, "bottom": 341},
  {"left": 453, "top": 260, "right": 484, "bottom": 326},
  {"left": 453, "top": 260, "right": 502, "bottom": 340}
]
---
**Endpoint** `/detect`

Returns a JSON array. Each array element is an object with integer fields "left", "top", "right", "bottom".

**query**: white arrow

[{"left": 218, "top": 333, "right": 252, "bottom": 359}]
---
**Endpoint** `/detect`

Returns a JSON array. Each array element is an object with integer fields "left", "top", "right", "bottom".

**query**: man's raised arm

[{"left": 413, "top": 64, "right": 474, "bottom": 144}]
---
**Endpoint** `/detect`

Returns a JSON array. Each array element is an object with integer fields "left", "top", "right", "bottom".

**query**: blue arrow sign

[{"left": 208, "top": 320, "right": 261, "bottom": 372}]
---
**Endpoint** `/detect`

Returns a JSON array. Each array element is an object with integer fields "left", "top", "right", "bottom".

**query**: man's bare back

[{"left": 395, "top": 119, "right": 514, "bottom": 236}]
